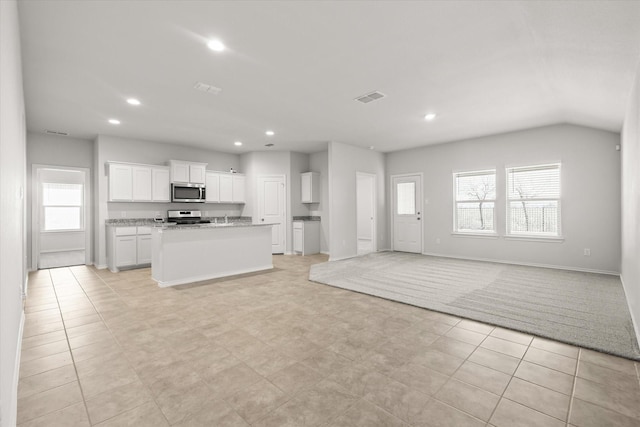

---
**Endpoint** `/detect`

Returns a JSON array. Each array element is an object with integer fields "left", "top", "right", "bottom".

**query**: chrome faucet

[{"left": 224, "top": 214, "right": 228, "bottom": 224}]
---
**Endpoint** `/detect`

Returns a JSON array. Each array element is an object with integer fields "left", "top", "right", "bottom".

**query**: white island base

[{"left": 151, "top": 224, "right": 273, "bottom": 287}]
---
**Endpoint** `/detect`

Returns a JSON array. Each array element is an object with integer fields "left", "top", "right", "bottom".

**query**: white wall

[
  {"left": 290, "top": 152, "right": 310, "bottom": 217},
  {"left": 310, "top": 151, "right": 329, "bottom": 253},
  {"left": 386, "top": 124, "right": 621, "bottom": 273},
  {"left": 328, "top": 142, "right": 386, "bottom": 261},
  {"left": 26, "top": 132, "right": 94, "bottom": 270},
  {"left": 94, "top": 134, "right": 242, "bottom": 267},
  {"left": 0, "top": 1, "right": 27, "bottom": 425},
  {"left": 621, "top": 62, "right": 640, "bottom": 343}
]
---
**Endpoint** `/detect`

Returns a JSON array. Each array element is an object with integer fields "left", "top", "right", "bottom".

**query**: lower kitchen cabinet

[
  {"left": 107, "top": 225, "right": 153, "bottom": 272},
  {"left": 293, "top": 221, "right": 320, "bottom": 255}
]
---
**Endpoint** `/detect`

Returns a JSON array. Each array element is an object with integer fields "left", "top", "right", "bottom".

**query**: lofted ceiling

[{"left": 17, "top": 1, "right": 640, "bottom": 154}]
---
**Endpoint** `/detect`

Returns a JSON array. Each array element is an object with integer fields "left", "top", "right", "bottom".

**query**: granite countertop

[
  {"left": 159, "top": 222, "right": 272, "bottom": 230},
  {"left": 292, "top": 216, "right": 321, "bottom": 222},
  {"left": 106, "top": 217, "right": 252, "bottom": 226}
]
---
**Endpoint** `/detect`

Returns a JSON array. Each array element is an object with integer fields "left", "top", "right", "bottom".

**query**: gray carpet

[{"left": 309, "top": 252, "right": 640, "bottom": 361}]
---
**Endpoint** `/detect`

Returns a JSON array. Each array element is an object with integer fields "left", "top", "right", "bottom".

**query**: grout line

[{"left": 565, "top": 348, "right": 581, "bottom": 427}]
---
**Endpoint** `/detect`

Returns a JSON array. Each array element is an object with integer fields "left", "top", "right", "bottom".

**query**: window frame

[
  {"left": 505, "top": 163, "right": 562, "bottom": 239},
  {"left": 452, "top": 169, "right": 498, "bottom": 236}
]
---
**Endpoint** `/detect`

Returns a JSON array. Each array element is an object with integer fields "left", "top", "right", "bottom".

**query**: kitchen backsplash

[{"left": 107, "top": 203, "right": 243, "bottom": 221}]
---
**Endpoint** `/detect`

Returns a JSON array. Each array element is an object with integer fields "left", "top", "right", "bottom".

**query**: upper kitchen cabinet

[
  {"left": 301, "top": 172, "right": 320, "bottom": 203},
  {"left": 107, "top": 162, "right": 170, "bottom": 202},
  {"left": 169, "top": 160, "right": 207, "bottom": 184},
  {"left": 205, "top": 171, "right": 245, "bottom": 203}
]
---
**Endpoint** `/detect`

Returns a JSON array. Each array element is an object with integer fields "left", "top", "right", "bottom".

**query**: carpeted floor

[{"left": 309, "top": 252, "right": 640, "bottom": 361}]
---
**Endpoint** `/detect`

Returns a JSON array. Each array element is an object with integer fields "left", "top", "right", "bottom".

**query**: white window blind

[
  {"left": 453, "top": 170, "right": 496, "bottom": 233},
  {"left": 506, "top": 163, "right": 561, "bottom": 237},
  {"left": 42, "top": 183, "right": 84, "bottom": 231},
  {"left": 396, "top": 182, "right": 416, "bottom": 215}
]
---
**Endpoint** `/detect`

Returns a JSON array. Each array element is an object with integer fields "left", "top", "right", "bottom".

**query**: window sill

[
  {"left": 451, "top": 232, "right": 499, "bottom": 239},
  {"left": 504, "top": 235, "right": 564, "bottom": 243}
]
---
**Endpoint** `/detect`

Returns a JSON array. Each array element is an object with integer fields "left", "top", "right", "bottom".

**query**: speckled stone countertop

[
  {"left": 159, "top": 222, "right": 272, "bottom": 230},
  {"left": 106, "top": 217, "right": 252, "bottom": 226},
  {"left": 292, "top": 216, "right": 321, "bottom": 221}
]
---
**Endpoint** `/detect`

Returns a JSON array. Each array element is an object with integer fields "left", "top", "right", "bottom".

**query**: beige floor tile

[
  {"left": 430, "top": 335, "right": 478, "bottom": 358},
  {"left": 17, "top": 381, "right": 83, "bottom": 424},
  {"left": 524, "top": 347, "right": 578, "bottom": 375},
  {"left": 489, "top": 327, "right": 533, "bottom": 345},
  {"left": 580, "top": 349, "right": 638, "bottom": 375},
  {"left": 453, "top": 360, "right": 512, "bottom": 395},
  {"left": 20, "top": 339, "right": 70, "bottom": 364},
  {"left": 569, "top": 397, "right": 640, "bottom": 427},
  {"left": 93, "top": 401, "right": 169, "bottom": 427},
  {"left": 173, "top": 400, "right": 249, "bottom": 427},
  {"left": 573, "top": 377, "right": 640, "bottom": 419},
  {"left": 514, "top": 360, "right": 575, "bottom": 395},
  {"left": 21, "top": 330, "right": 66, "bottom": 350},
  {"left": 531, "top": 336, "right": 579, "bottom": 358},
  {"left": 19, "top": 351, "right": 73, "bottom": 378},
  {"left": 268, "top": 362, "right": 324, "bottom": 395},
  {"left": 18, "top": 364, "right": 77, "bottom": 400},
  {"left": 480, "top": 336, "right": 528, "bottom": 359},
  {"left": 577, "top": 359, "right": 640, "bottom": 392},
  {"left": 84, "top": 379, "right": 152, "bottom": 424},
  {"left": 205, "top": 362, "right": 264, "bottom": 400},
  {"left": 445, "top": 326, "right": 488, "bottom": 346},
  {"left": 363, "top": 373, "right": 430, "bottom": 423},
  {"left": 412, "top": 398, "right": 486, "bottom": 427},
  {"left": 17, "top": 402, "right": 89, "bottom": 427},
  {"left": 302, "top": 349, "right": 352, "bottom": 377},
  {"left": 503, "top": 377, "right": 570, "bottom": 421},
  {"left": 390, "top": 362, "right": 450, "bottom": 396},
  {"left": 435, "top": 378, "right": 500, "bottom": 421},
  {"left": 411, "top": 348, "right": 465, "bottom": 376},
  {"left": 490, "top": 398, "right": 565, "bottom": 427},
  {"left": 328, "top": 399, "right": 409, "bottom": 427},
  {"left": 226, "top": 378, "right": 289, "bottom": 423},
  {"left": 456, "top": 319, "right": 495, "bottom": 335},
  {"left": 154, "top": 380, "right": 217, "bottom": 424},
  {"left": 468, "top": 347, "right": 521, "bottom": 375}
]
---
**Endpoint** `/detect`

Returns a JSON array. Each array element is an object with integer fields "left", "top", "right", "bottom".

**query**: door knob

[{"left": 261, "top": 218, "right": 264, "bottom": 222}]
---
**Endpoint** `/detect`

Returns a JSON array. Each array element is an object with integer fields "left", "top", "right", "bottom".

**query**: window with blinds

[
  {"left": 42, "top": 183, "right": 84, "bottom": 231},
  {"left": 506, "top": 163, "right": 561, "bottom": 237},
  {"left": 453, "top": 170, "right": 496, "bottom": 233}
]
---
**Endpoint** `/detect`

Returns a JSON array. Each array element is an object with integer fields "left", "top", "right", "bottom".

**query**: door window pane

[
  {"left": 397, "top": 182, "right": 415, "bottom": 215},
  {"left": 44, "top": 207, "right": 82, "bottom": 231}
]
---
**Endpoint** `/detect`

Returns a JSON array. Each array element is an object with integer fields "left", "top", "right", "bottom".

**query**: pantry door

[
  {"left": 257, "top": 175, "right": 286, "bottom": 254},
  {"left": 392, "top": 174, "right": 422, "bottom": 253},
  {"left": 32, "top": 166, "right": 91, "bottom": 269}
]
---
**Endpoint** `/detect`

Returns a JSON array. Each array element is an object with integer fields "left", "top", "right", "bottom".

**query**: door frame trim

[
  {"left": 31, "top": 164, "right": 92, "bottom": 270},
  {"left": 256, "top": 174, "right": 287, "bottom": 254},
  {"left": 390, "top": 172, "right": 424, "bottom": 253},
  {"left": 356, "top": 172, "right": 377, "bottom": 255}
]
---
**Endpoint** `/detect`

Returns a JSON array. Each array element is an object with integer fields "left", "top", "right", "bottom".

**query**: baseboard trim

[
  {"left": 94, "top": 264, "right": 107, "bottom": 270},
  {"left": 8, "top": 310, "right": 25, "bottom": 427},
  {"left": 421, "top": 251, "right": 620, "bottom": 276},
  {"left": 620, "top": 275, "right": 640, "bottom": 350}
]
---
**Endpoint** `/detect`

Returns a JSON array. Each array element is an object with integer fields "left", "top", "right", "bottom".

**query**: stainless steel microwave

[{"left": 171, "top": 183, "right": 206, "bottom": 203}]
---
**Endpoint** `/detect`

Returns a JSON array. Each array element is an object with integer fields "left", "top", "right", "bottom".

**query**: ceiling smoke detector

[
  {"left": 45, "top": 129, "right": 69, "bottom": 136},
  {"left": 193, "top": 82, "right": 222, "bottom": 95},
  {"left": 354, "top": 91, "right": 386, "bottom": 104}
]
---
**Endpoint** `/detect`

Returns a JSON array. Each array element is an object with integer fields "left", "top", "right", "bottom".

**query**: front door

[
  {"left": 392, "top": 174, "right": 422, "bottom": 253},
  {"left": 257, "top": 175, "right": 286, "bottom": 254}
]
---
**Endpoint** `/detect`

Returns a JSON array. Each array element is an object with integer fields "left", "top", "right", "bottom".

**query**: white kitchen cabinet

[
  {"left": 206, "top": 171, "right": 245, "bottom": 204},
  {"left": 219, "top": 174, "right": 233, "bottom": 202},
  {"left": 232, "top": 175, "right": 245, "bottom": 203},
  {"left": 301, "top": 172, "right": 320, "bottom": 203},
  {"left": 293, "top": 221, "right": 320, "bottom": 255},
  {"left": 107, "top": 225, "right": 154, "bottom": 272},
  {"left": 108, "top": 163, "right": 133, "bottom": 201},
  {"left": 132, "top": 166, "right": 152, "bottom": 201},
  {"left": 169, "top": 160, "right": 207, "bottom": 184},
  {"left": 205, "top": 172, "right": 220, "bottom": 202},
  {"left": 151, "top": 167, "right": 170, "bottom": 202}
]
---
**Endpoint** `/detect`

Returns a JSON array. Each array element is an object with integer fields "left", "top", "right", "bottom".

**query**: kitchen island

[{"left": 151, "top": 223, "right": 273, "bottom": 287}]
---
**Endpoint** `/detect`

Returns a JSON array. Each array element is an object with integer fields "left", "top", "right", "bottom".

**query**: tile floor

[{"left": 17, "top": 254, "right": 640, "bottom": 426}]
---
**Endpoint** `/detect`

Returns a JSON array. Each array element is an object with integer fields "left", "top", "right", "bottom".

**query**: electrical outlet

[{"left": 584, "top": 248, "right": 591, "bottom": 256}]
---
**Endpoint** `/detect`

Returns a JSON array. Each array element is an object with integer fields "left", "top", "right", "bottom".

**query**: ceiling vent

[
  {"left": 354, "top": 91, "right": 386, "bottom": 104},
  {"left": 45, "top": 130, "right": 69, "bottom": 136},
  {"left": 194, "top": 81, "right": 222, "bottom": 95}
]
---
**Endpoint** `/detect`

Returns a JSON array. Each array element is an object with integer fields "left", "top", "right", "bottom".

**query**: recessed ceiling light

[
  {"left": 207, "top": 39, "right": 225, "bottom": 52},
  {"left": 424, "top": 113, "right": 437, "bottom": 121},
  {"left": 265, "top": 130, "right": 275, "bottom": 136},
  {"left": 126, "top": 98, "right": 141, "bottom": 106},
  {"left": 108, "top": 119, "right": 120, "bottom": 125},
  {"left": 234, "top": 141, "right": 242, "bottom": 146}
]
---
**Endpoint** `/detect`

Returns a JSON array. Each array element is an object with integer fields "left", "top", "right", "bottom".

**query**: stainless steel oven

[{"left": 171, "top": 183, "right": 206, "bottom": 203}]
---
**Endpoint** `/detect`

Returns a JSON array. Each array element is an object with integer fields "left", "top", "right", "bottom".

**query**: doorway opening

[
  {"left": 356, "top": 172, "right": 377, "bottom": 255},
  {"left": 32, "top": 165, "right": 91, "bottom": 269}
]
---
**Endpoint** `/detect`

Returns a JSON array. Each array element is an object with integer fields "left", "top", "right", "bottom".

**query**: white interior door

[
  {"left": 356, "top": 172, "right": 376, "bottom": 255},
  {"left": 33, "top": 166, "right": 91, "bottom": 269},
  {"left": 392, "top": 174, "right": 422, "bottom": 253},
  {"left": 257, "top": 175, "right": 286, "bottom": 254}
]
